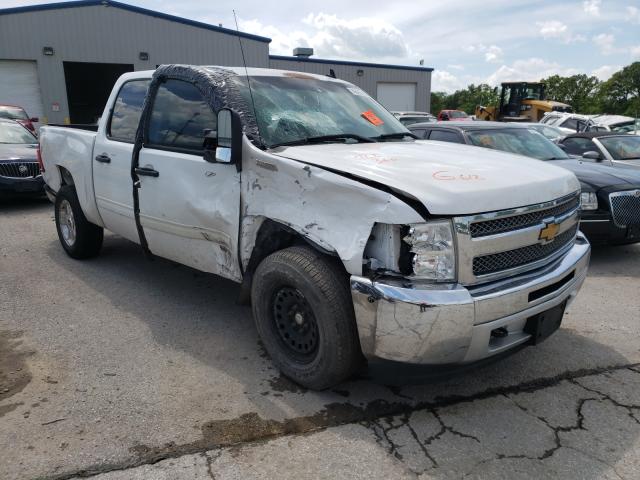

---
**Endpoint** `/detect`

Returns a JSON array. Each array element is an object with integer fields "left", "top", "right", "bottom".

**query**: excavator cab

[{"left": 476, "top": 82, "right": 572, "bottom": 122}]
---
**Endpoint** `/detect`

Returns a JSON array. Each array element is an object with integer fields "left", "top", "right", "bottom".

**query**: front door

[{"left": 136, "top": 78, "right": 242, "bottom": 281}]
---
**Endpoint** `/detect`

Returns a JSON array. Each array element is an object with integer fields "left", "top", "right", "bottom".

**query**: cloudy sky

[{"left": 4, "top": 0, "right": 640, "bottom": 91}]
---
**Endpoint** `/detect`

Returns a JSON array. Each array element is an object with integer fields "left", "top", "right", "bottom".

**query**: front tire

[
  {"left": 55, "top": 185, "right": 103, "bottom": 259},
  {"left": 251, "top": 246, "right": 362, "bottom": 390}
]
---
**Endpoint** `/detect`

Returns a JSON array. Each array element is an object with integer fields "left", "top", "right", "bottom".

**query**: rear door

[
  {"left": 136, "top": 78, "right": 242, "bottom": 280},
  {"left": 93, "top": 78, "right": 150, "bottom": 243}
]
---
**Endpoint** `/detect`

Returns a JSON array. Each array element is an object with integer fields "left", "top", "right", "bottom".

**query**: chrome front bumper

[{"left": 350, "top": 233, "right": 591, "bottom": 365}]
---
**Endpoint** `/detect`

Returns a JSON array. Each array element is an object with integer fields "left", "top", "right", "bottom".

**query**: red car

[
  {"left": 437, "top": 109, "right": 471, "bottom": 121},
  {"left": 0, "top": 104, "right": 39, "bottom": 134}
]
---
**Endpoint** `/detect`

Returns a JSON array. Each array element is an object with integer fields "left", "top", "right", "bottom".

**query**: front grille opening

[
  {"left": 610, "top": 193, "right": 640, "bottom": 228},
  {"left": 528, "top": 271, "right": 575, "bottom": 302},
  {"left": 473, "top": 225, "right": 578, "bottom": 276},
  {"left": 470, "top": 195, "right": 579, "bottom": 238},
  {"left": 0, "top": 161, "right": 40, "bottom": 178}
]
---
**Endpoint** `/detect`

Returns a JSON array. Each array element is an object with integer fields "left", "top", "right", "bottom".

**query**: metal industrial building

[{"left": 0, "top": 0, "right": 432, "bottom": 125}]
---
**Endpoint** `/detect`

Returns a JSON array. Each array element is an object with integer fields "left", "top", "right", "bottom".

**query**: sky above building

[{"left": 4, "top": 0, "right": 639, "bottom": 92}]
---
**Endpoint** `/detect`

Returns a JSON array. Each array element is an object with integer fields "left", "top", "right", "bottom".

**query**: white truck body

[{"left": 40, "top": 66, "right": 590, "bottom": 387}]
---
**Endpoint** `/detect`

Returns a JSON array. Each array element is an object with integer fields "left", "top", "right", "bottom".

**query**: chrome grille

[
  {"left": 0, "top": 161, "right": 40, "bottom": 178},
  {"left": 454, "top": 192, "right": 581, "bottom": 285},
  {"left": 470, "top": 195, "right": 580, "bottom": 238},
  {"left": 473, "top": 225, "right": 578, "bottom": 276},
  {"left": 609, "top": 191, "right": 640, "bottom": 228}
]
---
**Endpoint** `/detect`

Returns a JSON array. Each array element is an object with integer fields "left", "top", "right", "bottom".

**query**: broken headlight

[
  {"left": 580, "top": 191, "right": 598, "bottom": 211},
  {"left": 402, "top": 220, "right": 456, "bottom": 281}
]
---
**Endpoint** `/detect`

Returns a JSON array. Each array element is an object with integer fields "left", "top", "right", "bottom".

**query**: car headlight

[
  {"left": 403, "top": 220, "right": 456, "bottom": 281},
  {"left": 580, "top": 191, "right": 598, "bottom": 210}
]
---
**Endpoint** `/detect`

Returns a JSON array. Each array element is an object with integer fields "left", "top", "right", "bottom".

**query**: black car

[
  {"left": 0, "top": 118, "right": 44, "bottom": 197},
  {"left": 409, "top": 121, "right": 640, "bottom": 245},
  {"left": 559, "top": 131, "right": 640, "bottom": 169}
]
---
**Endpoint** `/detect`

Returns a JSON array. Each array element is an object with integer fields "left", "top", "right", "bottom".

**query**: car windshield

[
  {"left": 531, "top": 124, "right": 564, "bottom": 140},
  {"left": 0, "top": 122, "right": 37, "bottom": 144},
  {"left": 610, "top": 120, "right": 640, "bottom": 134},
  {"left": 233, "top": 75, "right": 411, "bottom": 148},
  {"left": 0, "top": 106, "right": 28, "bottom": 121},
  {"left": 450, "top": 111, "right": 468, "bottom": 119},
  {"left": 599, "top": 135, "right": 640, "bottom": 160},
  {"left": 399, "top": 116, "right": 434, "bottom": 126},
  {"left": 466, "top": 128, "right": 569, "bottom": 160}
]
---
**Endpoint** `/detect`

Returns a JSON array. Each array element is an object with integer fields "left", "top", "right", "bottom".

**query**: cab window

[
  {"left": 146, "top": 79, "right": 216, "bottom": 153},
  {"left": 108, "top": 79, "right": 150, "bottom": 143}
]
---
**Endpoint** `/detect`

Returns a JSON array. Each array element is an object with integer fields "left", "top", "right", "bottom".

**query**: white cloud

[
  {"left": 241, "top": 13, "right": 411, "bottom": 61},
  {"left": 583, "top": 0, "right": 601, "bottom": 16},
  {"left": 591, "top": 65, "right": 621, "bottom": 81},
  {"left": 484, "top": 45, "right": 503, "bottom": 63},
  {"left": 486, "top": 58, "right": 579, "bottom": 85},
  {"left": 432, "top": 70, "right": 465, "bottom": 93},
  {"left": 628, "top": 6, "right": 640, "bottom": 25},
  {"left": 632, "top": 45, "right": 640, "bottom": 60},
  {"left": 592, "top": 33, "right": 615, "bottom": 54},
  {"left": 464, "top": 44, "right": 503, "bottom": 63},
  {"left": 446, "top": 64, "right": 465, "bottom": 71},
  {"left": 536, "top": 21, "right": 585, "bottom": 43}
]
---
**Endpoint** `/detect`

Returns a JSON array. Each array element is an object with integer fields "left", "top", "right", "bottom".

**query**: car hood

[
  {"left": 548, "top": 159, "right": 640, "bottom": 190},
  {"left": 0, "top": 143, "right": 37, "bottom": 162},
  {"left": 272, "top": 141, "right": 579, "bottom": 215}
]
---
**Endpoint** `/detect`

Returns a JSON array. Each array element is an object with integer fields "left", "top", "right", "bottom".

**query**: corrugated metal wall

[
  {"left": 0, "top": 4, "right": 269, "bottom": 123},
  {"left": 269, "top": 57, "right": 432, "bottom": 113}
]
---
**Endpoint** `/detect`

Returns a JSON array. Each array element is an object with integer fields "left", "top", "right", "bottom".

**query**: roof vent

[{"left": 293, "top": 47, "right": 314, "bottom": 58}]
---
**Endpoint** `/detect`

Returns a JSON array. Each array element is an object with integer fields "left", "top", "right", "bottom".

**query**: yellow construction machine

[{"left": 475, "top": 82, "right": 572, "bottom": 122}]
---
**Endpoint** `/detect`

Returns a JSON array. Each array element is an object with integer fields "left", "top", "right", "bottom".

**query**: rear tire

[
  {"left": 251, "top": 246, "right": 362, "bottom": 390},
  {"left": 55, "top": 185, "right": 103, "bottom": 259}
]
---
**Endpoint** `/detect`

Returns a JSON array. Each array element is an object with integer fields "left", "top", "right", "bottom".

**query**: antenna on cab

[{"left": 232, "top": 10, "right": 265, "bottom": 148}]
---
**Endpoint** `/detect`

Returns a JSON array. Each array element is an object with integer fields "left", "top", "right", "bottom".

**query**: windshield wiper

[
  {"left": 270, "top": 134, "right": 376, "bottom": 148},
  {"left": 370, "top": 132, "right": 418, "bottom": 141}
]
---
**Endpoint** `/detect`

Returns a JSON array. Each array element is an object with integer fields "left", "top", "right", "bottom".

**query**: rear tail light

[{"left": 37, "top": 146, "right": 45, "bottom": 173}]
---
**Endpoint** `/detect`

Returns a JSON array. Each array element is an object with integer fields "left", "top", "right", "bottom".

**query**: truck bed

[{"left": 39, "top": 125, "right": 103, "bottom": 227}]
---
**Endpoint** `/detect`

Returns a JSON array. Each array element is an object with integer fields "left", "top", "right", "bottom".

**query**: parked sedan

[
  {"left": 0, "top": 119, "right": 44, "bottom": 197},
  {"left": 559, "top": 132, "right": 640, "bottom": 168},
  {"left": 392, "top": 111, "right": 436, "bottom": 126},
  {"left": 437, "top": 109, "right": 471, "bottom": 121},
  {"left": 409, "top": 121, "right": 640, "bottom": 245},
  {"left": 0, "top": 104, "right": 39, "bottom": 135}
]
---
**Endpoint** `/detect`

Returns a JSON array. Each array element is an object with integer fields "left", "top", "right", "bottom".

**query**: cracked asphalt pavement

[{"left": 2, "top": 199, "right": 640, "bottom": 480}]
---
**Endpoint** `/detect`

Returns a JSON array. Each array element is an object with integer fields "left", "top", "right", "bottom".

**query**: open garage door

[
  {"left": 376, "top": 82, "right": 416, "bottom": 111},
  {"left": 0, "top": 60, "right": 45, "bottom": 123},
  {"left": 64, "top": 61, "right": 133, "bottom": 124}
]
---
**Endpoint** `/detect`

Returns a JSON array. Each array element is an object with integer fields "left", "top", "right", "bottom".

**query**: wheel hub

[
  {"left": 58, "top": 199, "right": 76, "bottom": 246},
  {"left": 272, "top": 287, "right": 319, "bottom": 358}
]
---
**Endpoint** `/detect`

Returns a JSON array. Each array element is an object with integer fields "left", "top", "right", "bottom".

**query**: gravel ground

[{"left": 1, "top": 198, "right": 639, "bottom": 480}]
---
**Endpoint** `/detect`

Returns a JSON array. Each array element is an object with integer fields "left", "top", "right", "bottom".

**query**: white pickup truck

[{"left": 40, "top": 65, "right": 590, "bottom": 389}]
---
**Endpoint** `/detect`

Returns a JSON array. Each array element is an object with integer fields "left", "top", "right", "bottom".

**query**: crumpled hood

[
  {"left": 0, "top": 143, "right": 37, "bottom": 162},
  {"left": 549, "top": 159, "right": 640, "bottom": 190},
  {"left": 272, "top": 141, "right": 579, "bottom": 215}
]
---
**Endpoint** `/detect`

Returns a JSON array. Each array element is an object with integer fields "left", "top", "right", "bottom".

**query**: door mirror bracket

[{"left": 203, "top": 109, "right": 241, "bottom": 167}]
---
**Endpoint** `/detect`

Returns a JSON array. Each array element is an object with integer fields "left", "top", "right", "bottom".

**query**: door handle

[
  {"left": 134, "top": 166, "right": 159, "bottom": 177},
  {"left": 95, "top": 154, "right": 111, "bottom": 163}
]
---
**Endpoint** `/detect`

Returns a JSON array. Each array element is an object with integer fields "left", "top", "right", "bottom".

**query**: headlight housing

[
  {"left": 580, "top": 191, "right": 598, "bottom": 210},
  {"left": 403, "top": 220, "right": 456, "bottom": 281}
]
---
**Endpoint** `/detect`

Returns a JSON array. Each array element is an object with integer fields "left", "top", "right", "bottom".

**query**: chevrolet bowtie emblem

[{"left": 539, "top": 221, "right": 560, "bottom": 243}]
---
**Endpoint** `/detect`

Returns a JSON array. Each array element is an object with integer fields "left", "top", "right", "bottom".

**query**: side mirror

[
  {"left": 30, "top": 117, "right": 39, "bottom": 122},
  {"left": 582, "top": 151, "right": 602, "bottom": 162},
  {"left": 557, "top": 143, "right": 567, "bottom": 151},
  {"left": 203, "top": 109, "right": 241, "bottom": 166}
]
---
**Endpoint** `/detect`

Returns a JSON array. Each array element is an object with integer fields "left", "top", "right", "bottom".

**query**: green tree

[
  {"left": 540, "top": 74, "right": 601, "bottom": 113},
  {"left": 598, "top": 62, "right": 640, "bottom": 116}
]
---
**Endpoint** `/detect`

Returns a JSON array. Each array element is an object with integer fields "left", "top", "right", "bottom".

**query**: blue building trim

[
  {"left": 269, "top": 55, "right": 434, "bottom": 72},
  {"left": 0, "top": 0, "right": 272, "bottom": 43}
]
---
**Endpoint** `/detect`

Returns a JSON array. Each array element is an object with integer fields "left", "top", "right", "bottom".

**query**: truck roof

[{"left": 123, "top": 66, "right": 348, "bottom": 83}]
